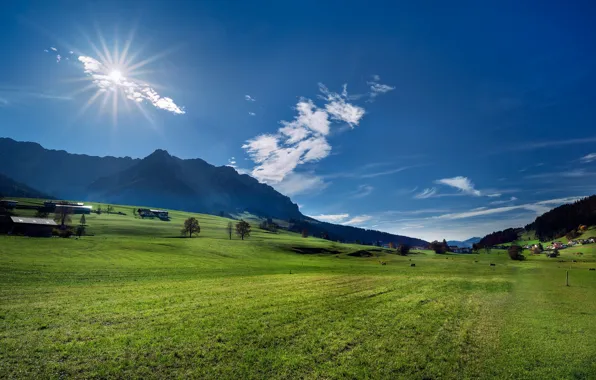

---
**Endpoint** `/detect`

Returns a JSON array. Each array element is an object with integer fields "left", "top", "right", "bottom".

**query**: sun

[{"left": 108, "top": 69, "right": 122, "bottom": 82}]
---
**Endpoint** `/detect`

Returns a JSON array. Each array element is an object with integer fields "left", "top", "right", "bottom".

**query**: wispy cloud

[
  {"left": 245, "top": 95, "right": 256, "bottom": 102},
  {"left": 490, "top": 196, "right": 518, "bottom": 205},
  {"left": 226, "top": 157, "right": 237, "bottom": 168},
  {"left": 366, "top": 75, "right": 395, "bottom": 102},
  {"left": 350, "top": 184, "right": 374, "bottom": 198},
  {"left": 506, "top": 137, "right": 596, "bottom": 152},
  {"left": 525, "top": 168, "right": 596, "bottom": 179},
  {"left": 435, "top": 176, "right": 481, "bottom": 196},
  {"left": 248, "top": 112, "right": 256, "bottom": 116},
  {"left": 342, "top": 215, "right": 372, "bottom": 226},
  {"left": 309, "top": 213, "right": 350, "bottom": 223},
  {"left": 77, "top": 55, "right": 185, "bottom": 114},
  {"left": 580, "top": 153, "right": 596, "bottom": 163},
  {"left": 414, "top": 188, "right": 437, "bottom": 199},
  {"left": 272, "top": 172, "right": 329, "bottom": 196}
]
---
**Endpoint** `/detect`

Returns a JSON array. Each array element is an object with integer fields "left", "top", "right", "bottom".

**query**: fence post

[{"left": 566, "top": 270, "right": 569, "bottom": 287}]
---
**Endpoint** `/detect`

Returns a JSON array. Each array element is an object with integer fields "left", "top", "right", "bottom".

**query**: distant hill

[
  {"left": 447, "top": 237, "right": 481, "bottom": 248},
  {"left": 0, "top": 173, "right": 53, "bottom": 199},
  {"left": 478, "top": 195, "right": 596, "bottom": 244},
  {"left": 0, "top": 137, "right": 427, "bottom": 245}
]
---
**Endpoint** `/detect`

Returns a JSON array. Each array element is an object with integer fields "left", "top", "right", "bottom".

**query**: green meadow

[{"left": 1, "top": 200, "right": 596, "bottom": 379}]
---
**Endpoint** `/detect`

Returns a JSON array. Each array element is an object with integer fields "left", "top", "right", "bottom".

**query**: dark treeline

[
  {"left": 478, "top": 228, "right": 522, "bottom": 247},
  {"left": 525, "top": 195, "right": 596, "bottom": 241},
  {"left": 288, "top": 218, "right": 428, "bottom": 247}
]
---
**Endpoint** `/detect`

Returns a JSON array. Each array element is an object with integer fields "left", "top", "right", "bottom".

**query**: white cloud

[
  {"left": 243, "top": 84, "right": 365, "bottom": 185},
  {"left": 77, "top": 55, "right": 185, "bottom": 114},
  {"left": 309, "top": 213, "right": 350, "bottom": 223},
  {"left": 50, "top": 47, "right": 57, "bottom": 51},
  {"left": 319, "top": 84, "right": 365, "bottom": 126},
  {"left": 487, "top": 193, "right": 501, "bottom": 197},
  {"left": 366, "top": 75, "right": 395, "bottom": 101},
  {"left": 226, "top": 158, "right": 237, "bottom": 168},
  {"left": 272, "top": 172, "right": 329, "bottom": 196},
  {"left": 245, "top": 95, "right": 256, "bottom": 102},
  {"left": 248, "top": 112, "right": 256, "bottom": 116},
  {"left": 342, "top": 215, "right": 372, "bottom": 226},
  {"left": 435, "top": 176, "right": 481, "bottom": 196},
  {"left": 580, "top": 153, "right": 596, "bottom": 163},
  {"left": 56, "top": 54, "right": 61, "bottom": 63},
  {"left": 414, "top": 188, "right": 437, "bottom": 199},
  {"left": 535, "top": 196, "right": 583, "bottom": 205}
]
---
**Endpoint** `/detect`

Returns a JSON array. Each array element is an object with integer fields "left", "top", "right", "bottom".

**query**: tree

[
  {"left": 538, "top": 243, "right": 544, "bottom": 252},
  {"left": 508, "top": 244, "right": 525, "bottom": 261},
  {"left": 397, "top": 244, "right": 410, "bottom": 256},
  {"left": 301, "top": 228, "right": 308, "bottom": 238},
  {"left": 181, "top": 217, "right": 201, "bottom": 238},
  {"left": 388, "top": 242, "right": 395, "bottom": 249},
  {"left": 429, "top": 240, "right": 446, "bottom": 254},
  {"left": 96, "top": 205, "right": 102, "bottom": 215},
  {"left": 76, "top": 224, "right": 86, "bottom": 238},
  {"left": 484, "top": 245, "right": 492, "bottom": 254},
  {"left": 79, "top": 214, "right": 86, "bottom": 226},
  {"left": 226, "top": 221, "right": 233, "bottom": 240},
  {"left": 442, "top": 239, "right": 451, "bottom": 252},
  {"left": 236, "top": 220, "right": 251, "bottom": 240},
  {"left": 106, "top": 205, "right": 114, "bottom": 214},
  {"left": 132, "top": 208, "right": 137, "bottom": 217},
  {"left": 53, "top": 206, "right": 72, "bottom": 228}
]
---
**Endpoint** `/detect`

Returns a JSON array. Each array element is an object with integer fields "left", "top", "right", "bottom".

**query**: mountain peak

[{"left": 147, "top": 149, "right": 172, "bottom": 158}]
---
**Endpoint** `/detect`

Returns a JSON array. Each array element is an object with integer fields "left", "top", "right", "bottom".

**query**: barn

[{"left": 9, "top": 216, "right": 57, "bottom": 237}]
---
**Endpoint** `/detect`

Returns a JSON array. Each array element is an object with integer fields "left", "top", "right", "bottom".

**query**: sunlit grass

[{"left": 1, "top": 199, "right": 595, "bottom": 378}]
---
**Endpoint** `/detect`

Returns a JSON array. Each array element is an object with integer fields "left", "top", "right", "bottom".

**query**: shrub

[{"left": 547, "top": 249, "right": 560, "bottom": 258}]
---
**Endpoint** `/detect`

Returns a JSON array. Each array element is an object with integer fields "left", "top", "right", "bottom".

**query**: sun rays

[{"left": 58, "top": 26, "right": 185, "bottom": 125}]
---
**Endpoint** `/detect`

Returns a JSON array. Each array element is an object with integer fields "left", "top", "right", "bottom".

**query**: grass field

[{"left": 1, "top": 200, "right": 596, "bottom": 379}]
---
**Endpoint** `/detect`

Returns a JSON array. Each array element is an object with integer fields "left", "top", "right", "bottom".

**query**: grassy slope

[{"left": 1, "top": 200, "right": 596, "bottom": 379}]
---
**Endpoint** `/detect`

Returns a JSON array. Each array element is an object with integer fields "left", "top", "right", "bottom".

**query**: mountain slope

[
  {"left": 0, "top": 137, "right": 427, "bottom": 245},
  {"left": 0, "top": 138, "right": 137, "bottom": 199},
  {"left": 0, "top": 173, "right": 53, "bottom": 199}
]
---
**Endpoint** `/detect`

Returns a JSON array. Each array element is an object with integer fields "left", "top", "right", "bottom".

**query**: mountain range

[
  {"left": 446, "top": 237, "right": 482, "bottom": 248},
  {"left": 0, "top": 173, "right": 53, "bottom": 199},
  {"left": 0, "top": 137, "right": 427, "bottom": 246}
]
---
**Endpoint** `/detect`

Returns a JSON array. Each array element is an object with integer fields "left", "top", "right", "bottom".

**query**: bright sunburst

[{"left": 64, "top": 28, "right": 185, "bottom": 125}]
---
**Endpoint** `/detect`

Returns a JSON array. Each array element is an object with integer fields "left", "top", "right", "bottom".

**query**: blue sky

[{"left": 1, "top": 0, "right": 596, "bottom": 241}]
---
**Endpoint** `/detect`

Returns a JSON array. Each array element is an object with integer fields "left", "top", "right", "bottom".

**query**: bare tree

[
  {"left": 235, "top": 220, "right": 251, "bottom": 240},
  {"left": 181, "top": 217, "right": 201, "bottom": 238},
  {"left": 227, "top": 221, "right": 233, "bottom": 240},
  {"left": 79, "top": 214, "right": 86, "bottom": 225},
  {"left": 53, "top": 206, "right": 72, "bottom": 228}
]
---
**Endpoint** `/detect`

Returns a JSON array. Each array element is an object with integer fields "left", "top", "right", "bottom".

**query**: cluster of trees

[
  {"left": 525, "top": 195, "right": 595, "bottom": 241},
  {"left": 428, "top": 239, "right": 450, "bottom": 254},
  {"left": 259, "top": 218, "right": 278, "bottom": 233},
  {"left": 478, "top": 228, "right": 521, "bottom": 247}
]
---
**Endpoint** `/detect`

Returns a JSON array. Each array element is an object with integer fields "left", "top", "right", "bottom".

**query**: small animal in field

[
  {"left": 589, "top": 268, "right": 595, "bottom": 271},
  {"left": 490, "top": 263, "right": 496, "bottom": 267},
  {"left": 410, "top": 263, "right": 416, "bottom": 267}
]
